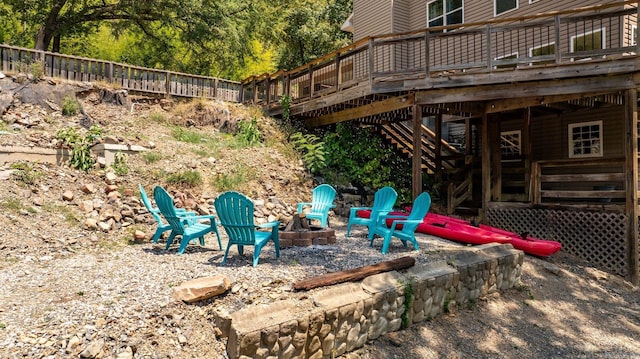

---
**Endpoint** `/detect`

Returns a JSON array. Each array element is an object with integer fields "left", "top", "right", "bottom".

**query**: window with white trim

[
  {"left": 501, "top": 130, "right": 521, "bottom": 159},
  {"left": 569, "top": 120, "right": 603, "bottom": 158},
  {"left": 427, "top": 0, "right": 463, "bottom": 29},
  {"left": 495, "top": 0, "right": 518, "bottom": 16},
  {"left": 570, "top": 28, "right": 605, "bottom": 52},
  {"left": 529, "top": 0, "right": 539, "bottom": 3},
  {"left": 529, "top": 42, "right": 555, "bottom": 65},
  {"left": 632, "top": 26, "right": 637, "bottom": 46},
  {"left": 494, "top": 52, "right": 518, "bottom": 69}
]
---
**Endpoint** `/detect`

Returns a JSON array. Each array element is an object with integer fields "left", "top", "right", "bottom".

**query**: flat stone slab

[
  {"left": 173, "top": 275, "right": 231, "bottom": 303},
  {"left": 230, "top": 300, "right": 302, "bottom": 334},
  {"left": 406, "top": 261, "right": 457, "bottom": 282},
  {"left": 361, "top": 270, "right": 406, "bottom": 294},
  {"left": 312, "top": 283, "right": 370, "bottom": 308}
]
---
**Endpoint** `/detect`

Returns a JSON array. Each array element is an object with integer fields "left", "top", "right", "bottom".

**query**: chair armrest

[
  {"left": 297, "top": 202, "right": 312, "bottom": 213},
  {"left": 183, "top": 214, "right": 217, "bottom": 226},
  {"left": 258, "top": 221, "right": 280, "bottom": 229},
  {"left": 349, "top": 206, "right": 372, "bottom": 218}
]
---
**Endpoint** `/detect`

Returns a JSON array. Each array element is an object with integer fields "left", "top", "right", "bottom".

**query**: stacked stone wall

[{"left": 223, "top": 243, "right": 524, "bottom": 358}]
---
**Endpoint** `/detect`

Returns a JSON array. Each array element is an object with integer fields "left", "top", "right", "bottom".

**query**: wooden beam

[
  {"left": 481, "top": 113, "right": 491, "bottom": 221},
  {"left": 435, "top": 113, "right": 443, "bottom": 184},
  {"left": 412, "top": 104, "right": 423, "bottom": 200},
  {"left": 292, "top": 256, "right": 416, "bottom": 291},
  {"left": 624, "top": 89, "right": 639, "bottom": 285},
  {"left": 306, "top": 93, "right": 415, "bottom": 127},
  {"left": 414, "top": 73, "right": 636, "bottom": 104},
  {"left": 523, "top": 108, "right": 532, "bottom": 199},
  {"left": 490, "top": 115, "right": 502, "bottom": 201},
  {"left": 485, "top": 91, "right": 621, "bottom": 114}
]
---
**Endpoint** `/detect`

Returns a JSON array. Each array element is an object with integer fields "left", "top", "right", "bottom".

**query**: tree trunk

[
  {"left": 52, "top": 34, "right": 61, "bottom": 53},
  {"left": 292, "top": 256, "right": 416, "bottom": 291}
]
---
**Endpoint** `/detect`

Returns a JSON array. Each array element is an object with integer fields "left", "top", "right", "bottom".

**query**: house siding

[
  {"left": 353, "top": 0, "right": 628, "bottom": 37},
  {"left": 354, "top": 0, "right": 394, "bottom": 41},
  {"left": 531, "top": 106, "right": 624, "bottom": 161}
]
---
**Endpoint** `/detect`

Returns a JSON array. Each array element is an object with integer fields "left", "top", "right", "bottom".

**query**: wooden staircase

[{"left": 379, "top": 121, "right": 474, "bottom": 213}]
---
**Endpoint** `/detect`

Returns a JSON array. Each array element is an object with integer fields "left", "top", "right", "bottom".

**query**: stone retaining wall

[{"left": 220, "top": 243, "right": 524, "bottom": 358}]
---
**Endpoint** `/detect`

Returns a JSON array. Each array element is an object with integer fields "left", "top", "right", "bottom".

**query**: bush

[
  {"left": 290, "top": 132, "right": 325, "bottom": 173},
  {"left": 10, "top": 162, "right": 43, "bottom": 185},
  {"left": 237, "top": 117, "right": 262, "bottom": 146},
  {"left": 61, "top": 96, "right": 80, "bottom": 116},
  {"left": 166, "top": 170, "right": 202, "bottom": 187},
  {"left": 56, "top": 125, "right": 103, "bottom": 172}
]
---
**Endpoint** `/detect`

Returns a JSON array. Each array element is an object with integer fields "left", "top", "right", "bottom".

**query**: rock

[
  {"left": 98, "top": 221, "right": 111, "bottom": 232},
  {"left": 78, "top": 200, "right": 94, "bottom": 213},
  {"left": 62, "top": 190, "right": 74, "bottom": 201},
  {"left": 81, "top": 183, "right": 96, "bottom": 194},
  {"left": 84, "top": 218, "right": 98, "bottom": 230},
  {"left": 79, "top": 339, "right": 104, "bottom": 358},
  {"left": 105, "top": 184, "right": 118, "bottom": 193},
  {"left": 105, "top": 172, "right": 118, "bottom": 185},
  {"left": 134, "top": 230, "right": 146, "bottom": 243},
  {"left": 173, "top": 276, "right": 231, "bottom": 303}
]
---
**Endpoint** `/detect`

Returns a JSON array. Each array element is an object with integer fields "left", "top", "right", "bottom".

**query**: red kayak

[{"left": 355, "top": 210, "right": 561, "bottom": 257}]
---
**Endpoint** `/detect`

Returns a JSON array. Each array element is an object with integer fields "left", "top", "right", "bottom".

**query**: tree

[{"left": 276, "top": 0, "right": 352, "bottom": 70}]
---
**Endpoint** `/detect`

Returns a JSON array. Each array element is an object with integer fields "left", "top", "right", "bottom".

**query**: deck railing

[
  {"left": 0, "top": 44, "right": 242, "bottom": 103},
  {"left": 243, "top": 0, "right": 640, "bottom": 107}
]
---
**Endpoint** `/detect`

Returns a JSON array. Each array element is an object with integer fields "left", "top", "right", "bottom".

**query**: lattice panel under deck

[{"left": 486, "top": 208, "right": 629, "bottom": 276}]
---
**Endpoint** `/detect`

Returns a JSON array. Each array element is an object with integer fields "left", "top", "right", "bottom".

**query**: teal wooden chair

[
  {"left": 297, "top": 184, "right": 337, "bottom": 228},
  {"left": 139, "top": 184, "right": 195, "bottom": 243},
  {"left": 214, "top": 191, "right": 280, "bottom": 267},
  {"left": 372, "top": 192, "right": 431, "bottom": 255},
  {"left": 153, "top": 186, "right": 222, "bottom": 254},
  {"left": 346, "top": 186, "right": 398, "bottom": 240}
]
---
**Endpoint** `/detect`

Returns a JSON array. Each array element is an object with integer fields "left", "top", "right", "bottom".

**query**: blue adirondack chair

[
  {"left": 153, "top": 186, "right": 222, "bottom": 254},
  {"left": 371, "top": 191, "right": 431, "bottom": 254},
  {"left": 214, "top": 191, "right": 280, "bottom": 267},
  {"left": 346, "top": 186, "right": 398, "bottom": 239},
  {"left": 297, "top": 184, "right": 337, "bottom": 228},
  {"left": 139, "top": 184, "right": 196, "bottom": 243}
]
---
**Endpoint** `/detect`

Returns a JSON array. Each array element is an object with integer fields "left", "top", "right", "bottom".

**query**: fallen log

[{"left": 293, "top": 256, "right": 416, "bottom": 291}]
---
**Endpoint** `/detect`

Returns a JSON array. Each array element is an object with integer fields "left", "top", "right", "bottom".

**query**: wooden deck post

[
  {"left": 524, "top": 108, "right": 532, "bottom": 199},
  {"left": 435, "top": 113, "right": 443, "bottom": 184},
  {"left": 481, "top": 113, "right": 491, "bottom": 220},
  {"left": 412, "top": 104, "right": 423, "bottom": 200},
  {"left": 624, "top": 89, "right": 639, "bottom": 285},
  {"left": 490, "top": 114, "right": 502, "bottom": 202}
]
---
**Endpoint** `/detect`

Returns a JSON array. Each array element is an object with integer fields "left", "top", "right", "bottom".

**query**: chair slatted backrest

[
  {"left": 153, "top": 186, "right": 185, "bottom": 235},
  {"left": 370, "top": 186, "right": 398, "bottom": 218},
  {"left": 311, "top": 184, "right": 336, "bottom": 213},
  {"left": 140, "top": 184, "right": 163, "bottom": 223},
  {"left": 401, "top": 192, "right": 432, "bottom": 234},
  {"left": 214, "top": 191, "right": 256, "bottom": 246}
]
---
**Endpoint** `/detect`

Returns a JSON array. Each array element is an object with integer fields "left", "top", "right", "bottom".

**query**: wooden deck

[{"left": 243, "top": 1, "right": 640, "bottom": 128}]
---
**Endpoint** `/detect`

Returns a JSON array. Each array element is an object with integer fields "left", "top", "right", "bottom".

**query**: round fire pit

[{"left": 278, "top": 226, "right": 337, "bottom": 248}]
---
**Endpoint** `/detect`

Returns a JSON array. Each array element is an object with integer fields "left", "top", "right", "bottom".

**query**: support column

[
  {"left": 524, "top": 108, "right": 532, "bottom": 199},
  {"left": 624, "top": 89, "right": 639, "bottom": 285},
  {"left": 490, "top": 115, "right": 502, "bottom": 202},
  {"left": 481, "top": 113, "right": 491, "bottom": 220},
  {"left": 435, "top": 113, "right": 443, "bottom": 184},
  {"left": 412, "top": 104, "right": 424, "bottom": 200}
]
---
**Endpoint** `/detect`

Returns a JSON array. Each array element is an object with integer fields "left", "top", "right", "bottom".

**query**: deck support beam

[
  {"left": 624, "top": 89, "right": 639, "bottom": 285},
  {"left": 481, "top": 113, "right": 490, "bottom": 221},
  {"left": 412, "top": 104, "right": 423, "bottom": 200}
]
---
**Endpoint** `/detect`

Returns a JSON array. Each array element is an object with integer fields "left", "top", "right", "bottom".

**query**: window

[
  {"left": 568, "top": 121, "right": 603, "bottom": 158},
  {"left": 570, "top": 28, "right": 605, "bottom": 52},
  {"left": 494, "top": 52, "right": 518, "bottom": 69},
  {"left": 529, "top": 42, "right": 555, "bottom": 65},
  {"left": 501, "top": 130, "right": 521, "bottom": 159},
  {"left": 427, "top": 0, "right": 463, "bottom": 29},
  {"left": 529, "top": 0, "right": 539, "bottom": 3},
  {"left": 495, "top": 0, "right": 518, "bottom": 16},
  {"left": 631, "top": 26, "right": 637, "bottom": 46}
]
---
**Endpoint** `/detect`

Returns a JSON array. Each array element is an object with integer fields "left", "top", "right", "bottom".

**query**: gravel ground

[{"left": 1, "top": 217, "right": 639, "bottom": 359}]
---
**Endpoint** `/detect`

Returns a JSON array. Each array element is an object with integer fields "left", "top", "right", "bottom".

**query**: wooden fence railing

[
  {"left": 243, "top": 0, "right": 640, "bottom": 107},
  {"left": 0, "top": 44, "right": 242, "bottom": 103}
]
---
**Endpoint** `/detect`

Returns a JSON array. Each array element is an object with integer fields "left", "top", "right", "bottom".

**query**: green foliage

[
  {"left": 212, "top": 164, "right": 252, "bottom": 191},
  {"left": 276, "top": 0, "right": 352, "bottom": 70},
  {"left": 237, "top": 117, "right": 262, "bottom": 146},
  {"left": 517, "top": 283, "right": 535, "bottom": 300},
  {"left": 320, "top": 123, "right": 413, "bottom": 202},
  {"left": 143, "top": 152, "right": 162, "bottom": 164},
  {"left": 1, "top": 198, "right": 22, "bottom": 212},
  {"left": 61, "top": 96, "right": 80, "bottom": 116},
  {"left": 166, "top": 170, "right": 202, "bottom": 187},
  {"left": 10, "top": 162, "right": 43, "bottom": 185},
  {"left": 401, "top": 278, "right": 415, "bottom": 329},
  {"left": 56, "top": 126, "right": 103, "bottom": 172},
  {"left": 149, "top": 112, "right": 168, "bottom": 123},
  {"left": 172, "top": 127, "right": 202, "bottom": 144},
  {"left": 290, "top": 132, "right": 326, "bottom": 173},
  {"left": 29, "top": 61, "right": 44, "bottom": 81},
  {"left": 0, "top": 322, "right": 5, "bottom": 329},
  {"left": 112, "top": 152, "right": 129, "bottom": 175},
  {"left": 280, "top": 95, "right": 292, "bottom": 130}
]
